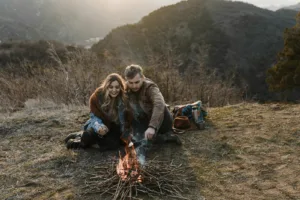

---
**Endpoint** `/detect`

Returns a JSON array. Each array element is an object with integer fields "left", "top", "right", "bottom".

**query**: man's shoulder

[
  {"left": 143, "top": 78, "right": 163, "bottom": 97},
  {"left": 144, "top": 78, "right": 158, "bottom": 89}
]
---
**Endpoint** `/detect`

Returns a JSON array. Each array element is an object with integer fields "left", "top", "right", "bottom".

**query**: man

[{"left": 124, "top": 64, "right": 181, "bottom": 145}]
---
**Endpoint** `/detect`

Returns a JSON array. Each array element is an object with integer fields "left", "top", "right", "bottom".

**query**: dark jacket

[{"left": 127, "top": 78, "right": 166, "bottom": 131}]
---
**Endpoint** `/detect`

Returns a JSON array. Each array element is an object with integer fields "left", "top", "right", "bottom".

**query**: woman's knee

[{"left": 81, "top": 129, "right": 98, "bottom": 146}]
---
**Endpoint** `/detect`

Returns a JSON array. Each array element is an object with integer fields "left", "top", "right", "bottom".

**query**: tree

[{"left": 266, "top": 12, "right": 300, "bottom": 92}]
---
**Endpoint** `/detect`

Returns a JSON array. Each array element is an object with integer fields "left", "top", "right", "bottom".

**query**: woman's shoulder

[{"left": 90, "top": 87, "right": 104, "bottom": 101}]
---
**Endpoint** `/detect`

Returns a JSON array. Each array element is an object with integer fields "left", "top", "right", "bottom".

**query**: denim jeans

[{"left": 82, "top": 113, "right": 122, "bottom": 149}]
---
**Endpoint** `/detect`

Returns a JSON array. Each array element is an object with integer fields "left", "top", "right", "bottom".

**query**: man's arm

[{"left": 146, "top": 85, "right": 165, "bottom": 138}]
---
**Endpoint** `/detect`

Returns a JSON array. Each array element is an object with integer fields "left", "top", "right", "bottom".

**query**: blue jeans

[
  {"left": 83, "top": 113, "right": 106, "bottom": 133},
  {"left": 82, "top": 113, "right": 122, "bottom": 149}
]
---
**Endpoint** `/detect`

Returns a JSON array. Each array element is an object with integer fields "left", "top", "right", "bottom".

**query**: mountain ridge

[{"left": 91, "top": 0, "right": 298, "bottom": 99}]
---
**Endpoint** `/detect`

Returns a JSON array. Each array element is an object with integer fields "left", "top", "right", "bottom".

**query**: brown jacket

[
  {"left": 89, "top": 87, "right": 113, "bottom": 129},
  {"left": 127, "top": 78, "right": 166, "bottom": 131},
  {"left": 89, "top": 87, "right": 133, "bottom": 134}
]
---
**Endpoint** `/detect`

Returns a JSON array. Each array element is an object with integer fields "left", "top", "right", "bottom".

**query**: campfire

[
  {"left": 83, "top": 139, "right": 195, "bottom": 200},
  {"left": 116, "top": 140, "right": 142, "bottom": 182}
]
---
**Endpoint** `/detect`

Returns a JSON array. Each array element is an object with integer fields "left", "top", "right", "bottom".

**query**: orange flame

[{"left": 116, "top": 139, "right": 142, "bottom": 182}]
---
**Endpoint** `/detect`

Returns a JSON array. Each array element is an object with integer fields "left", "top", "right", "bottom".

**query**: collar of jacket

[{"left": 127, "top": 78, "right": 157, "bottom": 94}]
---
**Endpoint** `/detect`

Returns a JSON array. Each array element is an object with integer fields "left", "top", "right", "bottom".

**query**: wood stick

[{"left": 83, "top": 159, "right": 194, "bottom": 200}]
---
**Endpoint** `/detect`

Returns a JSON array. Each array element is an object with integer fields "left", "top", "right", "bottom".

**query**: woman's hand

[{"left": 98, "top": 125, "right": 109, "bottom": 136}]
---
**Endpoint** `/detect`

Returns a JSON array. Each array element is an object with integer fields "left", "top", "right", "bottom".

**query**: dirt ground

[{"left": 1, "top": 102, "right": 300, "bottom": 200}]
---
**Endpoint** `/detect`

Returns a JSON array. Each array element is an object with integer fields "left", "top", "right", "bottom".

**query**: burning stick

[
  {"left": 128, "top": 142, "right": 134, "bottom": 147},
  {"left": 116, "top": 138, "right": 142, "bottom": 183}
]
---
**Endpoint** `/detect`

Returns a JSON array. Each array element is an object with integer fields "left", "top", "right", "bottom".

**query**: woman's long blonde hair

[{"left": 98, "top": 73, "right": 126, "bottom": 121}]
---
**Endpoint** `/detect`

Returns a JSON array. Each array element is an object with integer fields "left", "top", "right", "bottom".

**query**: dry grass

[
  {"left": 1, "top": 102, "right": 299, "bottom": 199},
  {"left": 185, "top": 102, "right": 300, "bottom": 200},
  {"left": 0, "top": 42, "right": 243, "bottom": 111},
  {"left": 0, "top": 103, "right": 89, "bottom": 200}
]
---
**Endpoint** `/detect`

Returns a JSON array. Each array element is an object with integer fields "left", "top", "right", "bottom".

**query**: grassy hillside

[
  {"left": 1, "top": 102, "right": 299, "bottom": 199},
  {"left": 0, "top": 39, "right": 241, "bottom": 110},
  {"left": 0, "top": 41, "right": 112, "bottom": 110}
]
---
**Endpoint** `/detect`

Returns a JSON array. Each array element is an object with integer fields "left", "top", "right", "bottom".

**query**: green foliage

[{"left": 266, "top": 12, "right": 300, "bottom": 92}]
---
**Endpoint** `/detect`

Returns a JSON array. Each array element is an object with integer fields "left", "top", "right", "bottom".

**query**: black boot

[
  {"left": 66, "top": 137, "right": 85, "bottom": 149},
  {"left": 64, "top": 132, "right": 83, "bottom": 144}
]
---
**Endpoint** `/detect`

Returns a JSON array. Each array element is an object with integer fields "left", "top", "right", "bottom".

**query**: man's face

[{"left": 126, "top": 74, "right": 144, "bottom": 92}]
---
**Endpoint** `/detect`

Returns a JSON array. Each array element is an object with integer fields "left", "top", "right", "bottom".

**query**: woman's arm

[
  {"left": 89, "top": 89, "right": 103, "bottom": 118},
  {"left": 88, "top": 89, "right": 109, "bottom": 135}
]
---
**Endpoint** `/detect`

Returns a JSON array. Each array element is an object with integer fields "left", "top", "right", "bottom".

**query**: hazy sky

[
  {"left": 91, "top": 1, "right": 299, "bottom": 12},
  {"left": 170, "top": 0, "right": 299, "bottom": 8},
  {"left": 163, "top": 0, "right": 299, "bottom": 7},
  {"left": 160, "top": 0, "right": 299, "bottom": 9},
  {"left": 231, "top": 0, "right": 299, "bottom": 7}
]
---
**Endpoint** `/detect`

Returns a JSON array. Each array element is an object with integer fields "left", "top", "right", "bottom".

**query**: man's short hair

[{"left": 124, "top": 64, "right": 144, "bottom": 79}]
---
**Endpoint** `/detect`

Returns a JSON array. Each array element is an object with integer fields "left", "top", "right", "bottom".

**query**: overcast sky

[
  {"left": 164, "top": 0, "right": 300, "bottom": 9},
  {"left": 96, "top": 1, "right": 299, "bottom": 11},
  {"left": 231, "top": 0, "right": 299, "bottom": 7}
]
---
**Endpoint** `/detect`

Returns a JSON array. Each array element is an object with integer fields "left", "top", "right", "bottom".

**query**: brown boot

[
  {"left": 155, "top": 131, "right": 182, "bottom": 145},
  {"left": 165, "top": 132, "right": 182, "bottom": 145}
]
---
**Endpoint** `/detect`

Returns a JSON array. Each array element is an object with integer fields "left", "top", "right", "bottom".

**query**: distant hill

[
  {"left": 91, "top": 0, "right": 298, "bottom": 100},
  {"left": 0, "top": 0, "right": 180, "bottom": 44},
  {"left": 0, "top": 40, "right": 82, "bottom": 68}
]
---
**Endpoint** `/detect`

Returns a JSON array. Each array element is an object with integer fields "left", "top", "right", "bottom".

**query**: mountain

[
  {"left": 91, "top": 0, "right": 298, "bottom": 100},
  {"left": 0, "top": 0, "right": 180, "bottom": 44}
]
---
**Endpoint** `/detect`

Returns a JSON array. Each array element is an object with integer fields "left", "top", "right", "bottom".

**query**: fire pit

[{"left": 83, "top": 141, "right": 195, "bottom": 200}]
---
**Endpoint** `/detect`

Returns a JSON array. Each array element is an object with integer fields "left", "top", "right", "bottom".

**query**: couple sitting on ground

[{"left": 65, "top": 64, "right": 181, "bottom": 151}]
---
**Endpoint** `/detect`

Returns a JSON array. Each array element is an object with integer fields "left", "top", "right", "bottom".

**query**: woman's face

[{"left": 108, "top": 80, "right": 121, "bottom": 98}]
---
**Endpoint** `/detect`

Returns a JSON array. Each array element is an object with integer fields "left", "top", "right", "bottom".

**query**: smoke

[
  {"left": 136, "top": 146, "right": 146, "bottom": 166},
  {"left": 132, "top": 133, "right": 148, "bottom": 166}
]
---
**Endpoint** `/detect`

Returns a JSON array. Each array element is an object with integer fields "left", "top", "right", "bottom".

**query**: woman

[{"left": 65, "top": 73, "right": 132, "bottom": 150}]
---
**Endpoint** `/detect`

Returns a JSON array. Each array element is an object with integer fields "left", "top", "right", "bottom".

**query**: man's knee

[{"left": 157, "top": 107, "right": 173, "bottom": 134}]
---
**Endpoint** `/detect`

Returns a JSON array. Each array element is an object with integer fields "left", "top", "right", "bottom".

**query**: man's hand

[
  {"left": 98, "top": 125, "right": 109, "bottom": 136},
  {"left": 145, "top": 127, "right": 156, "bottom": 140}
]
